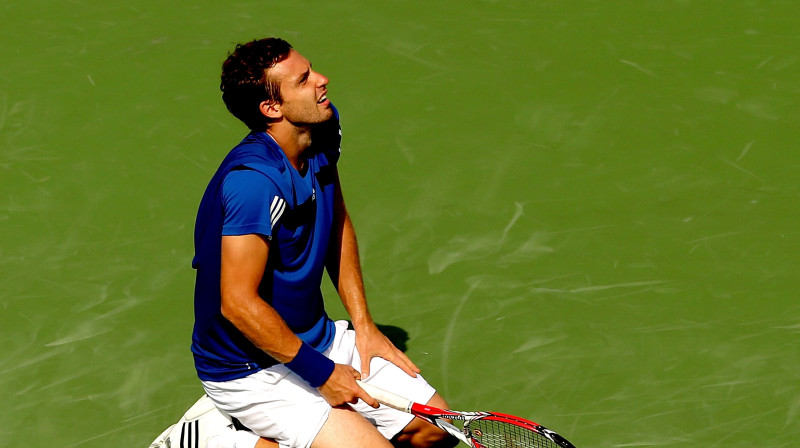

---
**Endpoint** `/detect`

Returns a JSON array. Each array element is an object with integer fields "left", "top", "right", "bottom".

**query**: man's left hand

[{"left": 355, "top": 323, "right": 421, "bottom": 380}]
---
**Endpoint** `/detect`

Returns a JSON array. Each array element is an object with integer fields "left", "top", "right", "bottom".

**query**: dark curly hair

[{"left": 220, "top": 38, "right": 293, "bottom": 131}]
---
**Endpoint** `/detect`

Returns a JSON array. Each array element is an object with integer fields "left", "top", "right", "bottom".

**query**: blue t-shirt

[{"left": 191, "top": 109, "right": 341, "bottom": 382}]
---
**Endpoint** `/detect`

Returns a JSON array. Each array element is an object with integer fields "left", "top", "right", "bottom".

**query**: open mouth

[{"left": 317, "top": 93, "right": 328, "bottom": 104}]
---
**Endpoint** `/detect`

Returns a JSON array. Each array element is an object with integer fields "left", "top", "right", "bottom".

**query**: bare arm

[
  {"left": 326, "top": 172, "right": 420, "bottom": 379},
  {"left": 220, "top": 234, "right": 300, "bottom": 362},
  {"left": 220, "top": 234, "right": 378, "bottom": 407}
]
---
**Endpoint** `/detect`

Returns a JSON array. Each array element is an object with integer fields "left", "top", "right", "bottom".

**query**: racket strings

[{"left": 466, "top": 419, "right": 563, "bottom": 448}]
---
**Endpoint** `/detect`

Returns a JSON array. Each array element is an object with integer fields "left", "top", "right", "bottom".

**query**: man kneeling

[{"left": 184, "top": 37, "right": 457, "bottom": 448}]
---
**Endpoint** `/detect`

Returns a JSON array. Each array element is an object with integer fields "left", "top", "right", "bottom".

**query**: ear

[{"left": 259, "top": 100, "right": 282, "bottom": 120}]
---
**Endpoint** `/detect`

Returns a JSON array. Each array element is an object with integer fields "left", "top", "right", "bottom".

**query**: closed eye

[{"left": 298, "top": 69, "right": 310, "bottom": 85}]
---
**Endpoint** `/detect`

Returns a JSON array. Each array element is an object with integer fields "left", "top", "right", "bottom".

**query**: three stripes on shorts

[{"left": 178, "top": 420, "right": 199, "bottom": 448}]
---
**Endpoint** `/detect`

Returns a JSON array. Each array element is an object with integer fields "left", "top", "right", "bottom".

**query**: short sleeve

[{"left": 221, "top": 169, "right": 286, "bottom": 238}]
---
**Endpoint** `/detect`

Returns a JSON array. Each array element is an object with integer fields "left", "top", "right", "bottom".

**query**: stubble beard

[{"left": 283, "top": 102, "right": 333, "bottom": 127}]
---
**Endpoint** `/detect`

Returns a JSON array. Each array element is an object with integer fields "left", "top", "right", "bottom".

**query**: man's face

[{"left": 269, "top": 49, "right": 333, "bottom": 125}]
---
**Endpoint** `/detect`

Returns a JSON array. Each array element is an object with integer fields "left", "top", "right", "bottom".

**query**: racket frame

[{"left": 356, "top": 381, "right": 573, "bottom": 448}]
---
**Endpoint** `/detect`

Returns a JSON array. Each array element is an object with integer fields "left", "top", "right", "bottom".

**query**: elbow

[{"left": 219, "top": 291, "right": 242, "bottom": 324}]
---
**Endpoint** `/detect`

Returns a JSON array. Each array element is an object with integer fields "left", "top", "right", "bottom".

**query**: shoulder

[
  {"left": 222, "top": 169, "right": 283, "bottom": 205},
  {"left": 220, "top": 132, "right": 288, "bottom": 176},
  {"left": 221, "top": 169, "right": 285, "bottom": 237},
  {"left": 223, "top": 168, "right": 276, "bottom": 188}
]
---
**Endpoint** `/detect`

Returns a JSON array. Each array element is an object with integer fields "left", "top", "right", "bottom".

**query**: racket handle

[{"left": 356, "top": 380, "right": 413, "bottom": 413}]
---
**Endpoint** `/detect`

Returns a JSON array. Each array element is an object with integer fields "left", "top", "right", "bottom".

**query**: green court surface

[{"left": 2, "top": 1, "right": 798, "bottom": 446}]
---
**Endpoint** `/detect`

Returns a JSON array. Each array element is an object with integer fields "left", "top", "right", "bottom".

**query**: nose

[{"left": 316, "top": 72, "right": 329, "bottom": 87}]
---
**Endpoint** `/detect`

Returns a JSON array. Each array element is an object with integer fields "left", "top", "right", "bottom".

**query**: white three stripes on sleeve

[{"left": 270, "top": 196, "right": 286, "bottom": 230}]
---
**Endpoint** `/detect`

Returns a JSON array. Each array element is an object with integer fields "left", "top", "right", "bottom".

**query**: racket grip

[{"left": 356, "top": 380, "right": 412, "bottom": 413}]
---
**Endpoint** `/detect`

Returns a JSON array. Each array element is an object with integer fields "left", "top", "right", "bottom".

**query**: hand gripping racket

[{"left": 356, "top": 381, "right": 576, "bottom": 448}]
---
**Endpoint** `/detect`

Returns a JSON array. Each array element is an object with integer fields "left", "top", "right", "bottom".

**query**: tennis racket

[{"left": 356, "top": 381, "right": 576, "bottom": 448}]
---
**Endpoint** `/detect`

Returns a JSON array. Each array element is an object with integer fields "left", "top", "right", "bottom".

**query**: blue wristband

[{"left": 285, "top": 342, "right": 335, "bottom": 388}]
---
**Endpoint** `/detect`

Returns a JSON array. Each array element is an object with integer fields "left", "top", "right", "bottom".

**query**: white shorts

[{"left": 202, "top": 321, "right": 436, "bottom": 448}]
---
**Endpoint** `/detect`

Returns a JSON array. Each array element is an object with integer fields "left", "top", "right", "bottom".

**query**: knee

[
  {"left": 426, "top": 429, "right": 458, "bottom": 448},
  {"left": 396, "top": 426, "right": 458, "bottom": 448}
]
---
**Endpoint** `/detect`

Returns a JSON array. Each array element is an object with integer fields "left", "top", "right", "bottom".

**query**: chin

[{"left": 318, "top": 107, "right": 334, "bottom": 121}]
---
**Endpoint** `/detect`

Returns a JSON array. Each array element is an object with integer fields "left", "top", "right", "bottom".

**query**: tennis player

[{"left": 189, "top": 37, "right": 456, "bottom": 448}]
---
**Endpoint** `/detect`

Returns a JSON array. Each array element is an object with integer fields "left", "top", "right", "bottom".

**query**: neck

[{"left": 266, "top": 121, "right": 313, "bottom": 171}]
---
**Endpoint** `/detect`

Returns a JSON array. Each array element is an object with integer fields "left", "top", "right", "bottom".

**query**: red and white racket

[{"left": 357, "top": 381, "right": 576, "bottom": 448}]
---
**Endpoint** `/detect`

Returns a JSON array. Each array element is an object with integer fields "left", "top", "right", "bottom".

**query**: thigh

[
  {"left": 311, "top": 407, "right": 393, "bottom": 448},
  {"left": 325, "top": 321, "right": 437, "bottom": 440},
  {"left": 202, "top": 367, "right": 330, "bottom": 448}
]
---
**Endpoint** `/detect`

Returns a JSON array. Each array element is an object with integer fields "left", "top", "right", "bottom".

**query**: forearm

[
  {"left": 221, "top": 234, "right": 336, "bottom": 387},
  {"left": 330, "top": 211, "right": 421, "bottom": 378},
  {"left": 220, "top": 234, "right": 300, "bottom": 363},
  {"left": 327, "top": 171, "right": 376, "bottom": 330},
  {"left": 325, "top": 173, "right": 418, "bottom": 378},
  {"left": 335, "top": 212, "right": 375, "bottom": 330},
  {"left": 222, "top": 285, "right": 337, "bottom": 388},
  {"left": 220, "top": 291, "right": 302, "bottom": 363}
]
